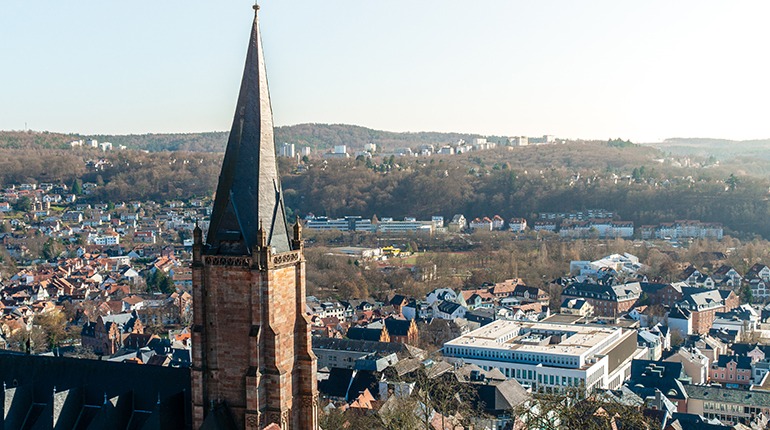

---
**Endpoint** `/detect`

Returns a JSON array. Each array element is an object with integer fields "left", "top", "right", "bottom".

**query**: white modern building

[
  {"left": 88, "top": 233, "right": 120, "bottom": 246},
  {"left": 443, "top": 320, "right": 645, "bottom": 393},
  {"left": 376, "top": 218, "right": 434, "bottom": 234},
  {"left": 509, "top": 218, "right": 527, "bottom": 233},
  {"left": 280, "top": 142, "right": 295, "bottom": 158},
  {"left": 304, "top": 216, "right": 374, "bottom": 232}
]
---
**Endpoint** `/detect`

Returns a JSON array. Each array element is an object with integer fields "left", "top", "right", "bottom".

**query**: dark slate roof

[
  {"left": 746, "top": 263, "right": 769, "bottom": 278},
  {"left": 713, "top": 265, "right": 736, "bottom": 277},
  {"left": 681, "top": 265, "right": 699, "bottom": 279},
  {"left": 628, "top": 360, "right": 688, "bottom": 400},
  {"left": 205, "top": 6, "right": 291, "bottom": 255},
  {"left": 562, "top": 282, "right": 617, "bottom": 301},
  {"left": 669, "top": 306, "right": 692, "bottom": 320},
  {"left": 465, "top": 308, "right": 496, "bottom": 326},
  {"left": 383, "top": 318, "right": 412, "bottom": 337},
  {"left": 638, "top": 282, "right": 671, "bottom": 294},
  {"left": 684, "top": 385, "right": 770, "bottom": 408},
  {"left": 389, "top": 294, "right": 408, "bottom": 306},
  {"left": 512, "top": 285, "right": 539, "bottom": 297},
  {"left": 312, "top": 337, "right": 407, "bottom": 356},
  {"left": 346, "top": 370, "right": 380, "bottom": 403},
  {"left": 436, "top": 301, "right": 463, "bottom": 314},
  {"left": 715, "top": 354, "right": 752, "bottom": 370},
  {"left": 0, "top": 352, "right": 191, "bottom": 429},
  {"left": 709, "top": 328, "right": 739, "bottom": 344},
  {"left": 668, "top": 412, "right": 732, "bottom": 430},
  {"left": 170, "top": 348, "right": 191, "bottom": 368},
  {"left": 318, "top": 368, "right": 353, "bottom": 399},
  {"left": 731, "top": 343, "right": 770, "bottom": 357},
  {"left": 347, "top": 326, "right": 383, "bottom": 342},
  {"left": 560, "top": 298, "right": 589, "bottom": 310}
]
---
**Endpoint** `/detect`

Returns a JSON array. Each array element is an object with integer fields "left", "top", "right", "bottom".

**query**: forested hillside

[
  {"left": 4, "top": 127, "right": 770, "bottom": 163},
  {"left": 280, "top": 146, "right": 770, "bottom": 239},
  {"left": 274, "top": 123, "right": 488, "bottom": 152},
  {"left": 653, "top": 137, "right": 770, "bottom": 161},
  {"left": 0, "top": 125, "right": 486, "bottom": 153},
  {"left": 1, "top": 128, "right": 770, "bottom": 239}
]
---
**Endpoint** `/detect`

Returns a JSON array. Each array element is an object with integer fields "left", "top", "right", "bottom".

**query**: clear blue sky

[{"left": 1, "top": 1, "right": 769, "bottom": 142}]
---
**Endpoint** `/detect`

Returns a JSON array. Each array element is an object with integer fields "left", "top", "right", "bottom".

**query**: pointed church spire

[{"left": 206, "top": 4, "right": 291, "bottom": 254}]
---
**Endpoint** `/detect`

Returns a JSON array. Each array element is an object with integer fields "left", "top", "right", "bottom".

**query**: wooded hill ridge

[
  {"left": 0, "top": 129, "right": 769, "bottom": 238},
  {"left": 3, "top": 126, "right": 769, "bottom": 161},
  {"left": 0, "top": 125, "right": 492, "bottom": 153},
  {"left": 652, "top": 137, "right": 770, "bottom": 160}
]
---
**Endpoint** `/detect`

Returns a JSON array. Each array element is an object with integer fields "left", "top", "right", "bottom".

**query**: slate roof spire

[{"left": 206, "top": 4, "right": 291, "bottom": 254}]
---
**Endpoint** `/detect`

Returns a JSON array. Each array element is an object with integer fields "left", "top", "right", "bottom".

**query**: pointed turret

[{"left": 206, "top": 5, "right": 291, "bottom": 254}]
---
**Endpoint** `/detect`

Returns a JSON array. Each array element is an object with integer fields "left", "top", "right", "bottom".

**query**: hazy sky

[{"left": 2, "top": 1, "right": 769, "bottom": 142}]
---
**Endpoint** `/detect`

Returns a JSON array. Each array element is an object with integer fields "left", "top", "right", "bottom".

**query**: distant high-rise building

[
  {"left": 191, "top": 5, "right": 318, "bottom": 429},
  {"left": 281, "top": 142, "right": 295, "bottom": 157}
]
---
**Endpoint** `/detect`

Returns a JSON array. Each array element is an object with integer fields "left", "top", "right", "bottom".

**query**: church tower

[{"left": 191, "top": 5, "right": 318, "bottom": 430}]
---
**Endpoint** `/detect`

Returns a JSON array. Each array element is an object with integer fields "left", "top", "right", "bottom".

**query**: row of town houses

[{"left": 677, "top": 262, "right": 770, "bottom": 301}]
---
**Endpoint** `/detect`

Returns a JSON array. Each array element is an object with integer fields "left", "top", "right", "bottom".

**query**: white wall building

[
  {"left": 376, "top": 218, "right": 434, "bottom": 234},
  {"left": 443, "top": 321, "right": 644, "bottom": 392},
  {"left": 509, "top": 218, "right": 527, "bottom": 233},
  {"left": 280, "top": 142, "right": 295, "bottom": 158},
  {"left": 304, "top": 216, "right": 374, "bottom": 232},
  {"left": 88, "top": 233, "right": 120, "bottom": 246}
]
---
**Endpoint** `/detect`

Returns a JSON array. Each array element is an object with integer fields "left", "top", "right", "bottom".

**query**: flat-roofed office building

[{"left": 443, "top": 320, "right": 645, "bottom": 392}]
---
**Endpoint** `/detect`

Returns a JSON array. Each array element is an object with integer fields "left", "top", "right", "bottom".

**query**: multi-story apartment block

[
  {"left": 642, "top": 220, "right": 724, "bottom": 240},
  {"left": 304, "top": 215, "right": 374, "bottom": 232},
  {"left": 678, "top": 287, "right": 739, "bottom": 334},
  {"left": 508, "top": 218, "right": 527, "bottom": 232},
  {"left": 376, "top": 218, "right": 434, "bottom": 234}
]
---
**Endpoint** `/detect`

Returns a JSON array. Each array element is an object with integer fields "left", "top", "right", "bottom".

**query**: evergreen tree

[
  {"left": 71, "top": 178, "right": 83, "bottom": 195},
  {"left": 12, "top": 196, "right": 32, "bottom": 212}
]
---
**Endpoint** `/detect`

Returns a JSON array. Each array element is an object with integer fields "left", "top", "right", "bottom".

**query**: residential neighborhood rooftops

[{"left": 685, "top": 384, "right": 770, "bottom": 408}]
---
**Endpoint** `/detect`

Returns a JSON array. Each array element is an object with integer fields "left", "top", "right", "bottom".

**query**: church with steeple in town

[{"left": 191, "top": 4, "right": 319, "bottom": 430}]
